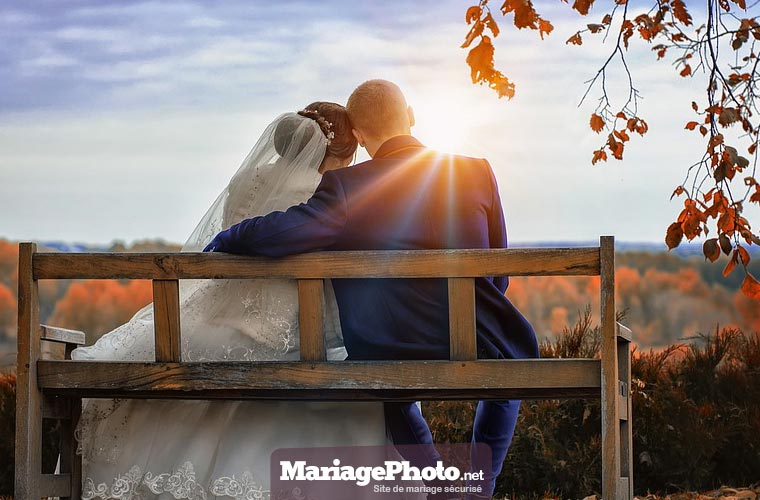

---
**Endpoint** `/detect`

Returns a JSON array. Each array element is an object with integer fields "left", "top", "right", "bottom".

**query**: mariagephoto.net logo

[{"left": 270, "top": 444, "right": 491, "bottom": 500}]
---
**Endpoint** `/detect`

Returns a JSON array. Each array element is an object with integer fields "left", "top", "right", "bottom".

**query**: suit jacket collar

[{"left": 373, "top": 135, "right": 426, "bottom": 159}]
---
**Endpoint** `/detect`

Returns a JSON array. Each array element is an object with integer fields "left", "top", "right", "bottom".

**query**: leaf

[
  {"left": 731, "top": 0, "right": 747, "bottom": 9},
  {"left": 718, "top": 107, "right": 740, "bottom": 126},
  {"left": 587, "top": 23, "right": 605, "bottom": 33},
  {"left": 484, "top": 12, "right": 500, "bottom": 37},
  {"left": 738, "top": 245, "right": 751, "bottom": 266},
  {"left": 709, "top": 133, "right": 725, "bottom": 150},
  {"left": 466, "top": 6, "right": 482, "bottom": 24},
  {"left": 572, "top": 0, "right": 593, "bottom": 15},
  {"left": 466, "top": 36, "right": 515, "bottom": 99},
  {"left": 590, "top": 113, "right": 605, "bottom": 133},
  {"left": 719, "top": 234, "right": 732, "bottom": 255},
  {"left": 566, "top": 32, "right": 583, "bottom": 45},
  {"left": 703, "top": 238, "right": 721, "bottom": 262},
  {"left": 608, "top": 135, "right": 624, "bottom": 160},
  {"left": 740, "top": 272, "right": 760, "bottom": 300},
  {"left": 502, "top": 0, "right": 540, "bottom": 30},
  {"left": 614, "top": 129, "right": 630, "bottom": 142},
  {"left": 671, "top": 186, "right": 685, "bottom": 200},
  {"left": 685, "top": 121, "right": 699, "bottom": 130},
  {"left": 692, "top": 101, "right": 699, "bottom": 111},
  {"left": 666, "top": 222, "right": 684, "bottom": 250},
  {"left": 538, "top": 18, "right": 554, "bottom": 39},
  {"left": 723, "top": 249, "right": 739, "bottom": 277},
  {"left": 672, "top": 0, "right": 693, "bottom": 26},
  {"left": 622, "top": 20, "right": 634, "bottom": 48},
  {"left": 680, "top": 64, "right": 692, "bottom": 77},
  {"left": 592, "top": 148, "right": 608, "bottom": 164},
  {"left": 461, "top": 21, "right": 485, "bottom": 48}
]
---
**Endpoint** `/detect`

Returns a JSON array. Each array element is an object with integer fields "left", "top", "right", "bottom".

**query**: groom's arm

[
  {"left": 483, "top": 159, "right": 509, "bottom": 293},
  {"left": 204, "top": 171, "right": 347, "bottom": 257}
]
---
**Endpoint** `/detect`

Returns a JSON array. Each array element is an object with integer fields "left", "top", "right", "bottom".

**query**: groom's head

[{"left": 346, "top": 79, "right": 415, "bottom": 157}]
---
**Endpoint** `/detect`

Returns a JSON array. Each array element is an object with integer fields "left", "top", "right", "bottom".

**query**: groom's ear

[
  {"left": 407, "top": 106, "right": 415, "bottom": 128},
  {"left": 352, "top": 128, "right": 365, "bottom": 148}
]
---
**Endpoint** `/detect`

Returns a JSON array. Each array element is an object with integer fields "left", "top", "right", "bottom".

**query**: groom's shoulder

[{"left": 431, "top": 150, "right": 496, "bottom": 179}]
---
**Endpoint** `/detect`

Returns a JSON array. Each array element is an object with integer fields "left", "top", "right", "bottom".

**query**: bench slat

[
  {"left": 298, "top": 279, "right": 325, "bottom": 361},
  {"left": 37, "top": 359, "right": 602, "bottom": 400},
  {"left": 41, "top": 325, "right": 86, "bottom": 346},
  {"left": 33, "top": 248, "right": 601, "bottom": 280},
  {"left": 448, "top": 278, "right": 476, "bottom": 360},
  {"left": 153, "top": 280, "right": 181, "bottom": 362}
]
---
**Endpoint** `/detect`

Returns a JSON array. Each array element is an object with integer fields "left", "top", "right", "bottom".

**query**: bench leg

[
  {"left": 617, "top": 332, "right": 633, "bottom": 499},
  {"left": 15, "top": 242, "right": 42, "bottom": 500},
  {"left": 58, "top": 397, "right": 82, "bottom": 500}
]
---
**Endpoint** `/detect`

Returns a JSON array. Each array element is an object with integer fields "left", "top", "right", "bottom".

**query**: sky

[{"left": 1, "top": 0, "right": 754, "bottom": 246}]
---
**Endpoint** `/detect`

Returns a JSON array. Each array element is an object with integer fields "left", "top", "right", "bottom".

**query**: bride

[{"left": 71, "top": 103, "right": 390, "bottom": 500}]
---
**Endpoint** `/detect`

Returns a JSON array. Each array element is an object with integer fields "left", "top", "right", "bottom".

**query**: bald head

[{"left": 346, "top": 79, "right": 415, "bottom": 156}]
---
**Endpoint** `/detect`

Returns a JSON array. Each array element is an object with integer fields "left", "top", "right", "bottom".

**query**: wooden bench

[{"left": 14, "top": 236, "right": 633, "bottom": 499}]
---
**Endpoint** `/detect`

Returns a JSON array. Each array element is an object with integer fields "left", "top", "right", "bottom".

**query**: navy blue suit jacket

[{"left": 207, "top": 136, "right": 539, "bottom": 361}]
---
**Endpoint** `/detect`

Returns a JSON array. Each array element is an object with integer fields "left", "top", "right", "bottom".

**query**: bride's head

[{"left": 273, "top": 102, "right": 358, "bottom": 174}]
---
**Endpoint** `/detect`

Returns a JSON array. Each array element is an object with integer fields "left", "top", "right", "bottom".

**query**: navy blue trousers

[{"left": 384, "top": 399, "right": 521, "bottom": 498}]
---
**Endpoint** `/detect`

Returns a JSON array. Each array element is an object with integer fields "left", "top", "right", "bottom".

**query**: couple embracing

[{"left": 73, "top": 79, "right": 539, "bottom": 500}]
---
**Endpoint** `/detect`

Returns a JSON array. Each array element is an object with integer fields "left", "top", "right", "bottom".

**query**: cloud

[
  {"left": 0, "top": 0, "right": 728, "bottom": 245},
  {"left": 186, "top": 16, "right": 225, "bottom": 29}
]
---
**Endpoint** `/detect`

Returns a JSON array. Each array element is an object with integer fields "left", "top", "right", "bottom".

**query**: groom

[{"left": 204, "top": 79, "right": 539, "bottom": 497}]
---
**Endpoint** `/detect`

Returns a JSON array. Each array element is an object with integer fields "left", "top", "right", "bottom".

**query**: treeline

[{"left": 508, "top": 250, "right": 760, "bottom": 347}]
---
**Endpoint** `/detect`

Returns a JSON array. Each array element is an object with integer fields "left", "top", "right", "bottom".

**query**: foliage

[
  {"left": 508, "top": 251, "right": 760, "bottom": 347},
  {"left": 0, "top": 286, "right": 16, "bottom": 341},
  {"left": 0, "top": 372, "right": 15, "bottom": 495},
  {"left": 461, "top": 1, "right": 760, "bottom": 299},
  {"left": 424, "top": 310, "right": 760, "bottom": 498},
  {"left": 48, "top": 279, "right": 152, "bottom": 343}
]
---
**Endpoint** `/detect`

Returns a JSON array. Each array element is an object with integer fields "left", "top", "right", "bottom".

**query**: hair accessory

[{"left": 297, "top": 109, "right": 334, "bottom": 145}]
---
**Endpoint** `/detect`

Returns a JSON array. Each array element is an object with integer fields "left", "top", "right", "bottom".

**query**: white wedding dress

[{"left": 71, "top": 114, "right": 389, "bottom": 500}]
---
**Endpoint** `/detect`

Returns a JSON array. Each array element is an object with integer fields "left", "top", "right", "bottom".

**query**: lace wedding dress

[{"left": 71, "top": 114, "right": 388, "bottom": 500}]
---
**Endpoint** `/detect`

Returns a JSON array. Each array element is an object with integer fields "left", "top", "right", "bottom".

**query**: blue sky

[{"left": 1, "top": 0, "right": 751, "bottom": 246}]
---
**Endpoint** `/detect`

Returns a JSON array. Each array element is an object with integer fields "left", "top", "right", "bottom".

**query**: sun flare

[{"left": 411, "top": 89, "right": 477, "bottom": 154}]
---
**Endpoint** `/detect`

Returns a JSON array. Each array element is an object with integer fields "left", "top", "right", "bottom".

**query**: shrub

[{"left": 424, "top": 308, "right": 760, "bottom": 498}]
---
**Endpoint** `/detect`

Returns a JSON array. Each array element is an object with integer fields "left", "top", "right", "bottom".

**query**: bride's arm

[{"left": 204, "top": 171, "right": 347, "bottom": 256}]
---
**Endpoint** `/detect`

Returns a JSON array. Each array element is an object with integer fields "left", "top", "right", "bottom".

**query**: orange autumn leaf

[
  {"left": 538, "top": 18, "right": 554, "bottom": 39},
  {"left": 572, "top": 0, "right": 594, "bottom": 16},
  {"left": 592, "top": 148, "right": 608, "bottom": 164},
  {"left": 465, "top": 6, "right": 481, "bottom": 24},
  {"left": 738, "top": 245, "right": 751, "bottom": 266},
  {"left": 685, "top": 121, "right": 699, "bottom": 130},
  {"left": 590, "top": 113, "right": 605, "bottom": 133},
  {"left": 740, "top": 272, "right": 760, "bottom": 299},
  {"left": 723, "top": 250, "right": 740, "bottom": 277},
  {"left": 566, "top": 32, "right": 583, "bottom": 45},
  {"left": 672, "top": 0, "right": 693, "bottom": 26}
]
